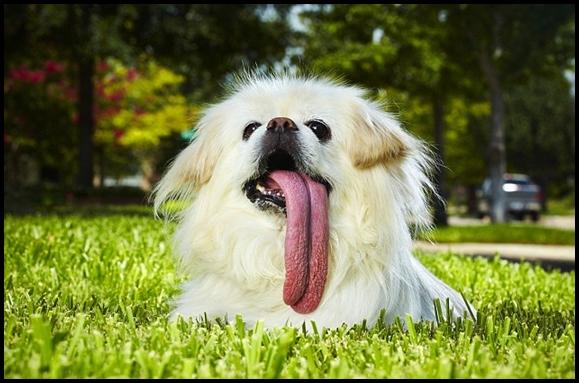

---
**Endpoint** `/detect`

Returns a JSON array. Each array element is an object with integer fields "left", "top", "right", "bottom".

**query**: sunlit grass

[
  {"left": 4, "top": 209, "right": 575, "bottom": 378},
  {"left": 418, "top": 224, "right": 575, "bottom": 246},
  {"left": 546, "top": 195, "right": 575, "bottom": 216}
]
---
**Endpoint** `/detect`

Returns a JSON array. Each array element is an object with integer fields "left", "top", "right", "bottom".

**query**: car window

[{"left": 504, "top": 179, "right": 531, "bottom": 185}]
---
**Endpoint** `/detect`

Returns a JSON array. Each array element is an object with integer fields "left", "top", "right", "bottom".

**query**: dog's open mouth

[
  {"left": 243, "top": 149, "right": 331, "bottom": 214},
  {"left": 243, "top": 149, "right": 295, "bottom": 214},
  {"left": 242, "top": 149, "right": 331, "bottom": 315}
]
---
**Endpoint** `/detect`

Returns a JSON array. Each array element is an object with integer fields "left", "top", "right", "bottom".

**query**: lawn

[
  {"left": 4, "top": 207, "right": 575, "bottom": 378},
  {"left": 546, "top": 195, "right": 575, "bottom": 216},
  {"left": 418, "top": 224, "right": 575, "bottom": 246}
]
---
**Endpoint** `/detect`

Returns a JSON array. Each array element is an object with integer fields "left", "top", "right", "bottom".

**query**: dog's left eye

[
  {"left": 243, "top": 122, "right": 262, "bottom": 140},
  {"left": 305, "top": 119, "right": 331, "bottom": 142}
]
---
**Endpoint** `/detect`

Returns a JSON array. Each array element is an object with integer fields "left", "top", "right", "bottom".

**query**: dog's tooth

[{"left": 256, "top": 184, "right": 265, "bottom": 192}]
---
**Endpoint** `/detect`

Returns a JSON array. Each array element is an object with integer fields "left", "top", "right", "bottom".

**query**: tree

[
  {"left": 94, "top": 58, "right": 195, "bottom": 190},
  {"left": 4, "top": 60, "right": 77, "bottom": 188},
  {"left": 4, "top": 4, "right": 294, "bottom": 190},
  {"left": 115, "top": 4, "right": 294, "bottom": 101},
  {"left": 444, "top": 4, "right": 574, "bottom": 222},
  {"left": 295, "top": 4, "right": 474, "bottom": 226},
  {"left": 5, "top": 5, "right": 138, "bottom": 190},
  {"left": 505, "top": 73, "right": 575, "bottom": 201},
  {"left": 295, "top": 4, "right": 574, "bottom": 224}
]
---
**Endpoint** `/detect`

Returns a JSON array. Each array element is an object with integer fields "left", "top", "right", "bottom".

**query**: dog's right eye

[
  {"left": 305, "top": 119, "right": 331, "bottom": 142},
  {"left": 243, "top": 122, "right": 262, "bottom": 140}
]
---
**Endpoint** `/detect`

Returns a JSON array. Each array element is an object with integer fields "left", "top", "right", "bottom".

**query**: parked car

[{"left": 477, "top": 174, "right": 543, "bottom": 221}]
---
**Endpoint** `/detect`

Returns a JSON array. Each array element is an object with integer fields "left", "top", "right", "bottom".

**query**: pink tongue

[{"left": 267, "top": 170, "right": 329, "bottom": 314}]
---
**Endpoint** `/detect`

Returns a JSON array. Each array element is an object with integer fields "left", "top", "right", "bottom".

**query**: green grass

[
  {"left": 418, "top": 224, "right": 575, "bottom": 246},
  {"left": 546, "top": 195, "right": 575, "bottom": 216},
  {"left": 4, "top": 207, "right": 575, "bottom": 378}
]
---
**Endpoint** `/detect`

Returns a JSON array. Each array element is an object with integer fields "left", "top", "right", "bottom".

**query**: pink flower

[
  {"left": 107, "top": 89, "right": 125, "bottom": 102},
  {"left": 97, "top": 61, "right": 109, "bottom": 73},
  {"left": 27, "top": 70, "right": 46, "bottom": 83},
  {"left": 44, "top": 60, "right": 65, "bottom": 74},
  {"left": 9, "top": 66, "right": 29, "bottom": 81},
  {"left": 113, "top": 129, "right": 125, "bottom": 141},
  {"left": 134, "top": 106, "right": 147, "bottom": 116},
  {"left": 127, "top": 68, "right": 138, "bottom": 81},
  {"left": 101, "top": 106, "right": 121, "bottom": 119},
  {"left": 9, "top": 66, "right": 46, "bottom": 83}
]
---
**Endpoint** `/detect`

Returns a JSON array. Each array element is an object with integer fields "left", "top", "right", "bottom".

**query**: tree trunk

[
  {"left": 140, "top": 157, "right": 156, "bottom": 192},
  {"left": 529, "top": 118, "right": 547, "bottom": 212},
  {"left": 76, "top": 6, "right": 95, "bottom": 190},
  {"left": 431, "top": 96, "right": 448, "bottom": 226},
  {"left": 464, "top": 184, "right": 477, "bottom": 216},
  {"left": 479, "top": 50, "right": 507, "bottom": 223},
  {"left": 96, "top": 145, "right": 105, "bottom": 188}
]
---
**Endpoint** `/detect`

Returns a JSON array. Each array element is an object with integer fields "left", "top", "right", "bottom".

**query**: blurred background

[{"left": 4, "top": 4, "right": 575, "bottom": 226}]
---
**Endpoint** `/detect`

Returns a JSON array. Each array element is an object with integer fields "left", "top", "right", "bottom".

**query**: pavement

[
  {"left": 434, "top": 214, "right": 575, "bottom": 270},
  {"left": 414, "top": 241, "right": 575, "bottom": 271}
]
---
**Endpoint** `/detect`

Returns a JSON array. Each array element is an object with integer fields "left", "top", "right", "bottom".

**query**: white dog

[{"left": 154, "top": 72, "right": 473, "bottom": 329}]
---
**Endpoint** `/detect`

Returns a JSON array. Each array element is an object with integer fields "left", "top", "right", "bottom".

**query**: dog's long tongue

[{"left": 267, "top": 170, "right": 329, "bottom": 314}]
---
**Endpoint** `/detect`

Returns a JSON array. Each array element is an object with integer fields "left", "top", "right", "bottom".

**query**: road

[{"left": 420, "top": 214, "right": 575, "bottom": 271}]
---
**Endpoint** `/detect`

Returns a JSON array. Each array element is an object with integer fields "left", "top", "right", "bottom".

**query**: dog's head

[{"left": 154, "top": 74, "right": 434, "bottom": 314}]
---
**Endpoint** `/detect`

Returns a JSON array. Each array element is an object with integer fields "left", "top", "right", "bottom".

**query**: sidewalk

[{"left": 413, "top": 241, "right": 575, "bottom": 270}]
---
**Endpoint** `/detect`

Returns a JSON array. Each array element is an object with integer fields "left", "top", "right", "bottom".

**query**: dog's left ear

[
  {"left": 349, "top": 99, "right": 414, "bottom": 169},
  {"left": 348, "top": 97, "right": 436, "bottom": 228}
]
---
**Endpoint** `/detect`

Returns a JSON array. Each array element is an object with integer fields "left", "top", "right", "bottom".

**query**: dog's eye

[
  {"left": 305, "top": 119, "right": 331, "bottom": 142},
  {"left": 242, "top": 122, "right": 262, "bottom": 140}
]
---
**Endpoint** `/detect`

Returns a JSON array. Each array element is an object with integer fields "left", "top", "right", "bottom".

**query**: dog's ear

[
  {"left": 153, "top": 108, "right": 223, "bottom": 215},
  {"left": 349, "top": 99, "right": 414, "bottom": 169},
  {"left": 348, "top": 98, "right": 436, "bottom": 229}
]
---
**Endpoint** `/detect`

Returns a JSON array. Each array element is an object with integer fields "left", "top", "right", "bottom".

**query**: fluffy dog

[{"left": 154, "top": 73, "right": 473, "bottom": 329}]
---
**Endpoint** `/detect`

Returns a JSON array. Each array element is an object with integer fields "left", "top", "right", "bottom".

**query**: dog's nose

[{"left": 266, "top": 117, "right": 298, "bottom": 133}]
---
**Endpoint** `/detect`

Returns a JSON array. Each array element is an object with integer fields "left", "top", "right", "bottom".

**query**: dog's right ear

[
  {"left": 152, "top": 108, "right": 223, "bottom": 216},
  {"left": 348, "top": 98, "right": 414, "bottom": 169},
  {"left": 348, "top": 96, "right": 436, "bottom": 229}
]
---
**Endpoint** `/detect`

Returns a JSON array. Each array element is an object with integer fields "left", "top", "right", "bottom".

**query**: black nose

[{"left": 266, "top": 117, "right": 298, "bottom": 133}]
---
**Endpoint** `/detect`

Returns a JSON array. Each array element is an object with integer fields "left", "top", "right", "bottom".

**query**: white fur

[{"left": 154, "top": 73, "right": 474, "bottom": 329}]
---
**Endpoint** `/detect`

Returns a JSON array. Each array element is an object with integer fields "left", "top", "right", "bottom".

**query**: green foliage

[
  {"left": 546, "top": 195, "right": 575, "bottom": 216},
  {"left": 443, "top": 99, "right": 490, "bottom": 185},
  {"left": 418, "top": 224, "right": 575, "bottom": 246},
  {"left": 4, "top": 61, "right": 78, "bottom": 186},
  {"left": 504, "top": 74, "right": 575, "bottom": 197},
  {"left": 95, "top": 58, "right": 194, "bottom": 148},
  {"left": 4, "top": 4, "right": 294, "bottom": 190},
  {"left": 295, "top": 4, "right": 575, "bottom": 199},
  {"left": 3, "top": 57, "right": 195, "bottom": 187},
  {"left": 114, "top": 4, "right": 294, "bottom": 101},
  {"left": 4, "top": 208, "right": 575, "bottom": 378},
  {"left": 297, "top": 5, "right": 449, "bottom": 92}
]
